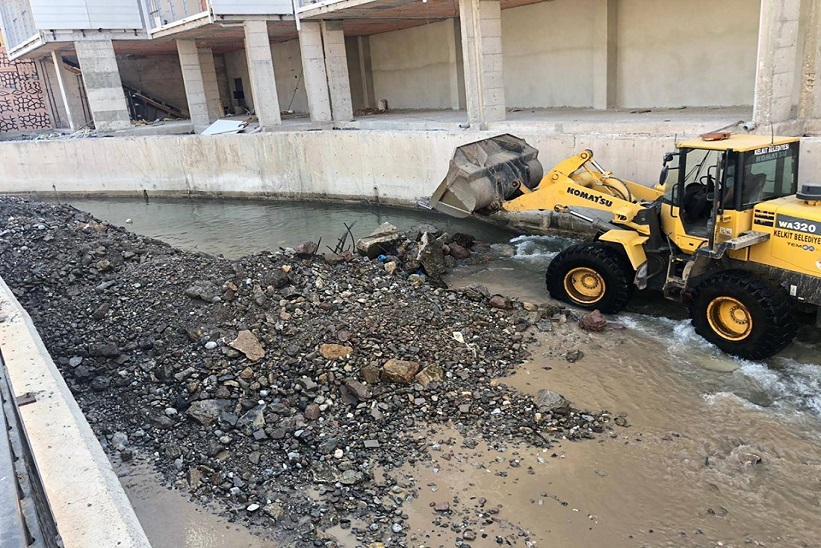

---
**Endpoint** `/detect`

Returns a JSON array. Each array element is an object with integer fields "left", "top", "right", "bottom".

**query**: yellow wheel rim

[
  {"left": 564, "top": 267, "right": 605, "bottom": 305},
  {"left": 706, "top": 296, "right": 753, "bottom": 341}
]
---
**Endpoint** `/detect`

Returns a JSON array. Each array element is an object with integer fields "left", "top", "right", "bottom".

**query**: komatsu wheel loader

[{"left": 429, "top": 133, "right": 821, "bottom": 359}]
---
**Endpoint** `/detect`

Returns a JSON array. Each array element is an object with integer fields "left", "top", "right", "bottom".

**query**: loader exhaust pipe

[{"left": 428, "top": 134, "right": 543, "bottom": 218}]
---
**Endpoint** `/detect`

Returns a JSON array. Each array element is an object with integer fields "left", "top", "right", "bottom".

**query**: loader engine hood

[
  {"left": 752, "top": 194, "right": 821, "bottom": 276},
  {"left": 428, "top": 134, "right": 543, "bottom": 218}
]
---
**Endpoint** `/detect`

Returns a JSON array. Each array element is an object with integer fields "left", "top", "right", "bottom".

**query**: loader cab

[{"left": 661, "top": 135, "right": 800, "bottom": 248}]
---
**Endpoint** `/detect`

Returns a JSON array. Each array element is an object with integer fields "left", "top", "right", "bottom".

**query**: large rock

[
  {"left": 447, "top": 242, "right": 471, "bottom": 260},
  {"left": 184, "top": 283, "right": 220, "bottom": 302},
  {"left": 229, "top": 330, "right": 265, "bottom": 361},
  {"left": 382, "top": 359, "right": 420, "bottom": 384},
  {"left": 293, "top": 241, "right": 318, "bottom": 258},
  {"left": 415, "top": 365, "right": 444, "bottom": 388},
  {"left": 417, "top": 232, "right": 446, "bottom": 277},
  {"left": 356, "top": 223, "right": 402, "bottom": 259},
  {"left": 187, "top": 399, "right": 234, "bottom": 426},
  {"left": 489, "top": 294, "right": 512, "bottom": 310},
  {"left": 344, "top": 379, "right": 371, "bottom": 401},
  {"left": 460, "top": 284, "right": 490, "bottom": 302},
  {"left": 579, "top": 310, "right": 607, "bottom": 332},
  {"left": 320, "top": 343, "right": 353, "bottom": 360},
  {"left": 236, "top": 404, "right": 266, "bottom": 434},
  {"left": 535, "top": 389, "right": 569, "bottom": 412}
]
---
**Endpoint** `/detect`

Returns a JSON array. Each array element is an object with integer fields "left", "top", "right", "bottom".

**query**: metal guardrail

[{"left": 0, "top": 350, "right": 62, "bottom": 548}]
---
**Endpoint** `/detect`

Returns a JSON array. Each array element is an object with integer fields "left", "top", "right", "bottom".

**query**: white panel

[
  {"left": 30, "top": 0, "right": 143, "bottom": 30},
  {"left": 87, "top": 0, "right": 143, "bottom": 29},
  {"left": 211, "top": 0, "right": 293, "bottom": 16},
  {"left": 31, "top": 0, "right": 90, "bottom": 29},
  {"left": 0, "top": 0, "right": 39, "bottom": 50}
]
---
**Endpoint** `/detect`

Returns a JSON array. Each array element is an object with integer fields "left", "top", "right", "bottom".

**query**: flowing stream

[{"left": 64, "top": 197, "right": 821, "bottom": 547}]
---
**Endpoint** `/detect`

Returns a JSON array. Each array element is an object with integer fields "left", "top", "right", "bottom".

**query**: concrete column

[
  {"left": 592, "top": 0, "right": 618, "bottom": 110},
  {"left": 199, "top": 48, "right": 224, "bottom": 120},
  {"left": 753, "top": 0, "right": 802, "bottom": 125},
  {"left": 446, "top": 18, "right": 466, "bottom": 111},
  {"left": 74, "top": 39, "right": 130, "bottom": 131},
  {"left": 356, "top": 36, "right": 376, "bottom": 109},
  {"left": 458, "top": 0, "right": 505, "bottom": 127},
  {"left": 51, "top": 51, "right": 86, "bottom": 130},
  {"left": 299, "top": 21, "right": 332, "bottom": 122},
  {"left": 243, "top": 20, "right": 281, "bottom": 128},
  {"left": 177, "top": 40, "right": 222, "bottom": 132},
  {"left": 321, "top": 22, "right": 353, "bottom": 122},
  {"left": 799, "top": 0, "right": 821, "bottom": 120}
]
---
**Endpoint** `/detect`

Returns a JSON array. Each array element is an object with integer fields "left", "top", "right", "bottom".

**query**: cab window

[{"left": 739, "top": 143, "right": 798, "bottom": 209}]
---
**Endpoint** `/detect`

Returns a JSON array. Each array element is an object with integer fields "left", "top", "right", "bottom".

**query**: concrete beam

[
  {"left": 50, "top": 52, "right": 87, "bottom": 131},
  {"left": 321, "top": 22, "right": 353, "bottom": 122},
  {"left": 459, "top": 0, "right": 506, "bottom": 127},
  {"left": 74, "top": 40, "right": 131, "bottom": 131},
  {"left": 243, "top": 20, "right": 282, "bottom": 128},
  {"left": 299, "top": 21, "right": 332, "bottom": 123},
  {"left": 177, "top": 40, "right": 223, "bottom": 133},
  {"left": 592, "top": 0, "right": 618, "bottom": 110},
  {"left": 753, "top": 0, "right": 802, "bottom": 125}
]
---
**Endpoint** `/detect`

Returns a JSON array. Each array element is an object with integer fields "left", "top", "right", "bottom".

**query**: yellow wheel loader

[{"left": 429, "top": 134, "right": 821, "bottom": 359}]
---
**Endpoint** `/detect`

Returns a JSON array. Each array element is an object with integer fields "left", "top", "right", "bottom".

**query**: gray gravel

[{"left": 0, "top": 197, "right": 615, "bottom": 547}]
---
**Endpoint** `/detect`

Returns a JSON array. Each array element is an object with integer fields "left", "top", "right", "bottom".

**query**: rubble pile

[{"left": 0, "top": 197, "right": 613, "bottom": 546}]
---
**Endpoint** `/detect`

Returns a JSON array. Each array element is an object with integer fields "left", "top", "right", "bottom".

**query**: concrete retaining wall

[
  {"left": 0, "top": 276, "right": 150, "bottom": 547},
  {"left": 1, "top": 131, "right": 819, "bottom": 202}
]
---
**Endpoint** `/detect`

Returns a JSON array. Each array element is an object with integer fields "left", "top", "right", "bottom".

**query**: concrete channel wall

[
  {"left": 0, "top": 277, "right": 150, "bottom": 547},
  {"left": 3, "top": 131, "right": 820, "bottom": 203}
]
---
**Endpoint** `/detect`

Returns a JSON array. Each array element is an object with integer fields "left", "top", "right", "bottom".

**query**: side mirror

[
  {"left": 663, "top": 152, "right": 675, "bottom": 163},
  {"left": 659, "top": 165, "right": 669, "bottom": 185}
]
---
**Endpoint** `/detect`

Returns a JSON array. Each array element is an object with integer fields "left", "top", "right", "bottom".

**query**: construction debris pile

[{"left": 0, "top": 197, "right": 614, "bottom": 546}]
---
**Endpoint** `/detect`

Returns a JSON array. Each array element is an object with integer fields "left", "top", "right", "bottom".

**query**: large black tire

[
  {"left": 689, "top": 270, "right": 797, "bottom": 360},
  {"left": 545, "top": 243, "right": 634, "bottom": 313}
]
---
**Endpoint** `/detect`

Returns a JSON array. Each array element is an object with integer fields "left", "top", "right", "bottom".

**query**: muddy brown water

[{"left": 66, "top": 198, "right": 821, "bottom": 547}]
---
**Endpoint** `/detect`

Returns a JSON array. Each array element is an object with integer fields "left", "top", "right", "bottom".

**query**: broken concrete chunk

[
  {"left": 229, "top": 330, "right": 265, "bottom": 361},
  {"left": 236, "top": 404, "right": 266, "bottom": 435},
  {"left": 382, "top": 359, "right": 420, "bottom": 384},
  {"left": 416, "top": 232, "right": 446, "bottom": 277},
  {"left": 535, "top": 389, "right": 569, "bottom": 412},
  {"left": 356, "top": 223, "right": 402, "bottom": 259},
  {"left": 187, "top": 399, "right": 234, "bottom": 426}
]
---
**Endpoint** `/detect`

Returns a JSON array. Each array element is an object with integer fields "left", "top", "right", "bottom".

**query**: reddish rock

[
  {"left": 229, "top": 330, "right": 265, "bottom": 361},
  {"left": 447, "top": 242, "right": 471, "bottom": 260},
  {"left": 488, "top": 294, "right": 512, "bottom": 310},
  {"left": 579, "top": 309, "right": 607, "bottom": 332},
  {"left": 320, "top": 343, "right": 353, "bottom": 360},
  {"left": 382, "top": 359, "right": 420, "bottom": 384},
  {"left": 304, "top": 404, "right": 321, "bottom": 420},
  {"left": 434, "top": 502, "right": 450, "bottom": 512}
]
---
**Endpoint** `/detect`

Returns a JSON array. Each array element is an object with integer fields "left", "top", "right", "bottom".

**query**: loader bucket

[{"left": 429, "top": 134, "right": 543, "bottom": 218}]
